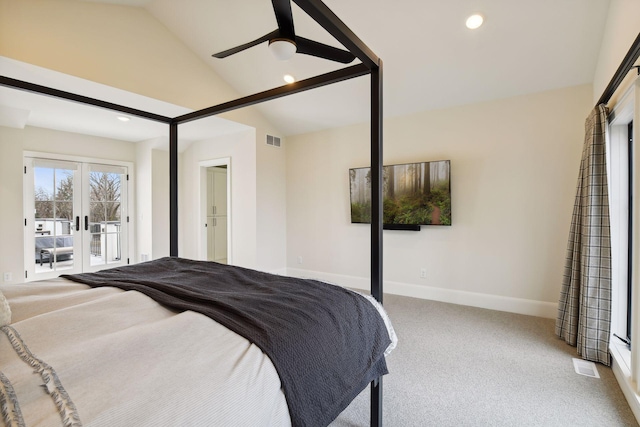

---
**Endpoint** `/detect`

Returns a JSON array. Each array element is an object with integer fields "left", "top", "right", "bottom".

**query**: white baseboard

[
  {"left": 267, "top": 267, "right": 288, "bottom": 276},
  {"left": 286, "top": 267, "right": 558, "bottom": 319}
]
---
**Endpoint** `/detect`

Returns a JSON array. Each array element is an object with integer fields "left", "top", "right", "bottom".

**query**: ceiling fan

[{"left": 212, "top": 0, "right": 355, "bottom": 64}]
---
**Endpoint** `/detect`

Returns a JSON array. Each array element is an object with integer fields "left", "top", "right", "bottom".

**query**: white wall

[
  {"left": 135, "top": 138, "right": 154, "bottom": 263},
  {"left": 0, "top": 0, "right": 288, "bottom": 271},
  {"left": 152, "top": 148, "right": 170, "bottom": 259},
  {"left": 0, "top": 127, "right": 28, "bottom": 285},
  {"left": 593, "top": 0, "right": 640, "bottom": 106},
  {"left": 286, "top": 84, "right": 593, "bottom": 318},
  {"left": 256, "top": 138, "right": 287, "bottom": 273},
  {"left": 135, "top": 138, "right": 170, "bottom": 263},
  {"left": 179, "top": 129, "right": 258, "bottom": 269},
  {"left": 0, "top": 125, "right": 136, "bottom": 284}
]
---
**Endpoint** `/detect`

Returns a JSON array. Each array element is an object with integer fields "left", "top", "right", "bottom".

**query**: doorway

[{"left": 200, "top": 158, "right": 231, "bottom": 264}]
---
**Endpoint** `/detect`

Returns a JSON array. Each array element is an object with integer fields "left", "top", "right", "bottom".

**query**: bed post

[
  {"left": 169, "top": 122, "right": 179, "bottom": 257},
  {"left": 370, "top": 59, "right": 383, "bottom": 427}
]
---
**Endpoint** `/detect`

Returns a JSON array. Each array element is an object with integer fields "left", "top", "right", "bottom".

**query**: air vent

[
  {"left": 266, "top": 134, "right": 281, "bottom": 147},
  {"left": 572, "top": 358, "right": 600, "bottom": 378}
]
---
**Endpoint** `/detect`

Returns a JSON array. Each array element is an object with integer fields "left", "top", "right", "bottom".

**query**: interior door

[
  {"left": 206, "top": 166, "right": 228, "bottom": 264},
  {"left": 213, "top": 168, "right": 228, "bottom": 263}
]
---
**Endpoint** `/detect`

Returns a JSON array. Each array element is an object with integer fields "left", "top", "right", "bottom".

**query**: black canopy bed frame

[{"left": 0, "top": 0, "right": 386, "bottom": 425}]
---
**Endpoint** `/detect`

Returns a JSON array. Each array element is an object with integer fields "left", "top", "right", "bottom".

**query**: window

[
  {"left": 606, "top": 81, "right": 638, "bottom": 397},
  {"left": 608, "top": 111, "right": 632, "bottom": 345},
  {"left": 627, "top": 120, "right": 633, "bottom": 344}
]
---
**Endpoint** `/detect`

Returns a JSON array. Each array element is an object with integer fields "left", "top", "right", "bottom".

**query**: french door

[{"left": 24, "top": 157, "right": 129, "bottom": 280}]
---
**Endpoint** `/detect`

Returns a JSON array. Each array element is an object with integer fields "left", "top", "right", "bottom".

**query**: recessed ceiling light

[
  {"left": 117, "top": 116, "right": 130, "bottom": 122},
  {"left": 466, "top": 14, "right": 484, "bottom": 29},
  {"left": 283, "top": 74, "right": 295, "bottom": 84}
]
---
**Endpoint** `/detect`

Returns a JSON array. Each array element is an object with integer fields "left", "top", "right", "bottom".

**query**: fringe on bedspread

[
  {"left": 0, "top": 370, "right": 25, "bottom": 427},
  {"left": 1, "top": 326, "right": 82, "bottom": 427}
]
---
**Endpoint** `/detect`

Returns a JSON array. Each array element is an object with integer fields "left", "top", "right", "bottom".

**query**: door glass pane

[
  {"left": 89, "top": 170, "right": 122, "bottom": 267},
  {"left": 34, "top": 166, "right": 75, "bottom": 273},
  {"left": 55, "top": 171, "right": 74, "bottom": 201}
]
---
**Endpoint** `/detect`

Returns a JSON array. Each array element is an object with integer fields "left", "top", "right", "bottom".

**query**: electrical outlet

[
  {"left": 297, "top": 256, "right": 303, "bottom": 264},
  {"left": 3, "top": 272, "right": 12, "bottom": 282},
  {"left": 420, "top": 268, "right": 427, "bottom": 279}
]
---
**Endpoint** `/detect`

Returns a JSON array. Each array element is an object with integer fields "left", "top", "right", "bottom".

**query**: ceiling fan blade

[
  {"left": 272, "top": 0, "right": 295, "bottom": 40},
  {"left": 212, "top": 29, "right": 280, "bottom": 58},
  {"left": 295, "top": 37, "right": 356, "bottom": 64}
]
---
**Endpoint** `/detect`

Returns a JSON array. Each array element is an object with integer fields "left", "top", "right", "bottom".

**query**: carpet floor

[{"left": 331, "top": 293, "right": 638, "bottom": 427}]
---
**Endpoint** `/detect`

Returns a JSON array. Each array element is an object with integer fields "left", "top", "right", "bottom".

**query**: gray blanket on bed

[{"left": 62, "top": 257, "right": 390, "bottom": 427}]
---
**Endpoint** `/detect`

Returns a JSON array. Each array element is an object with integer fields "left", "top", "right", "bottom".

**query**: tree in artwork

[{"left": 349, "top": 160, "right": 451, "bottom": 225}]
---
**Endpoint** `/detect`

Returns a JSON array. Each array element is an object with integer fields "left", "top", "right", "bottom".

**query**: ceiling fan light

[{"left": 269, "top": 39, "right": 297, "bottom": 61}]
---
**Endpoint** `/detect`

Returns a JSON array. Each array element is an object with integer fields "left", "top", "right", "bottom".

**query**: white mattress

[{"left": 0, "top": 278, "right": 291, "bottom": 426}]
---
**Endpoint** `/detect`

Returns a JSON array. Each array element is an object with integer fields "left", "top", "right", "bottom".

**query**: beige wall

[
  {"left": 283, "top": 0, "right": 639, "bottom": 317},
  {"left": 0, "top": 0, "right": 288, "bottom": 271},
  {"left": 286, "top": 84, "right": 593, "bottom": 317},
  {"left": 1, "top": 0, "right": 239, "bottom": 124}
]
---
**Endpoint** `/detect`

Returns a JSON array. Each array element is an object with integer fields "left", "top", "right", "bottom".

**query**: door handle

[
  {"left": 84, "top": 216, "right": 89, "bottom": 231},
  {"left": 75, "top": 216, "right": 80, "bottom": 231}
]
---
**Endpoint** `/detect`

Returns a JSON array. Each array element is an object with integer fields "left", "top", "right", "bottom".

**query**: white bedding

[{"left": 0, "top": 278, "right": 291, "bottom": 426}]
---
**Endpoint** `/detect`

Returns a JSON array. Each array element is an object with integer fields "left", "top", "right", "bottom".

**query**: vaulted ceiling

[
  {"left": 10, "top": 0, "right": 613, "bottom": 137},
  {"left": 142, "top": 0, "right": 611, "bottom": 136}
]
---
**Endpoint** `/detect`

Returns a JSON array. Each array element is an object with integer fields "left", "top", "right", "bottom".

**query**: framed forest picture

[{"left": 349, "top": 160, "right": 451, "bottom": 226}]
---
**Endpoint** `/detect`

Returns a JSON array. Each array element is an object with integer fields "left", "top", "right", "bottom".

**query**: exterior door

[
  {"left": 27, "top": 159, "right": 82, "bottom": 278},
  {"left": 25, "top": 158, "right": 129, "bottom": 280},
  {"left": 83, "top": 163, "right": 129, "bottom": 272}
]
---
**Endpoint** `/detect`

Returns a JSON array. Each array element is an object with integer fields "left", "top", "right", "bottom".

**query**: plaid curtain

[{"left": 556, "top": 104, "right": 611, "bottom": 366}]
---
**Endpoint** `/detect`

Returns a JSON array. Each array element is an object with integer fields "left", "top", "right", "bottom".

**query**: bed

[
  {"left": 0, "top": 258, "right": 396, "bottom": 427},
  {"left": 1, "top": 1, "right": 388, "bottom": 424}
]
